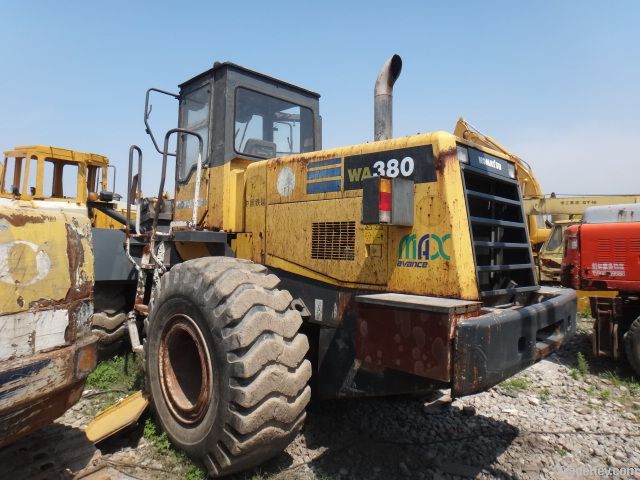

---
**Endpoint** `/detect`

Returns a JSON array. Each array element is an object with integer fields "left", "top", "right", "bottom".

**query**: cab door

[{"left": 174, "top": 80, "right": 211, "bottom": 225}]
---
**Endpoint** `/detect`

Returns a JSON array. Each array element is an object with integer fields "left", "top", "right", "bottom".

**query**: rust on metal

[
  {"left": 540, "top": 258, "right": 561, "bottom": 269},
  {"left": 0, "top": 212, "right": 56, "bottom": 227},
  {"left": 590, "top": 296, "right": 625, "bottom": 360},
  {"left": 355, "top": 302, "right": 477, "bottom": 383},
  {"left": 333, "top": 291, "right": 356, "bottom": 324},
  {"left": 0, "top": 337, "right": 97, "bottom": 448},
  {"left": 158, "top": 314, "right": 212, "bottom": 424},
  {"left": 434, "top": 146, "right": 457, "bottom": 175},
  {"left": 134, "top": 303, "right": 148, "bottom": 314},
  {"left": 1, "top": 204, "right": 96, "bottom": 449}
]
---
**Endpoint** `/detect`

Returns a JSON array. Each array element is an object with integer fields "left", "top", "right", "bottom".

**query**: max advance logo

[{"left": 397, "top": 233, "right": 451, "bottom": 268}]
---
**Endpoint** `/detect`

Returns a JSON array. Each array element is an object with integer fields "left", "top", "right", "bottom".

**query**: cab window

[
  {"left": 177, "top": 84, "right": 210, "bottom": 182},
  {"left": 2, "top": 157, "right": 24, "bottom": 194},
  {"left": 234, "top": 88, "right": 314, "bottom": 159},
  {"left": 545, "top": 225, "right": 564, "bottom": 251},
  {"left": 43, "top": 159, "right": 78, "bottom": 199}
]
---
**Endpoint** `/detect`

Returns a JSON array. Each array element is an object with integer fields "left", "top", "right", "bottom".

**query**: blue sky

[{"left": 1, "top": 1, "right": 638, "bottom": 196}]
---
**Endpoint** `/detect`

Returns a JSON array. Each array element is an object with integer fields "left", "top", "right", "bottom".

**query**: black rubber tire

[
  {"left": 145, "top": 257, "right": 311, "bottom": 477},
  {"left": 624, "top": 316, "right": 640, "bottom": 376},
  {"left": 92, "top": 310, "right": 128, "bottom": 359}
]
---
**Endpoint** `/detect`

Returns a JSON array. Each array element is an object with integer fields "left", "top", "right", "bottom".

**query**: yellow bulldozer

[{"left": 74, "top": 55, "right": 578, "bottom": 477}]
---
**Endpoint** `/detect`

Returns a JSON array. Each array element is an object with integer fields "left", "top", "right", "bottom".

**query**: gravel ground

[{"left": 3, "top": 317, "right": 639, "bottom": 479}]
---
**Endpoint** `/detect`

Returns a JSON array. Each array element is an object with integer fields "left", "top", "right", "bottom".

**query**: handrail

[
  {"left": 151, "top": 128, "right": 203, "bottom": 236},
  {"left": 144, "top": 87, "right": 180, "bottom": 156},
  {"left": 126, "top": 145, "right": 143, "bottom": 236},
  {"left": 108, "top": 165, "right": 117, "bottom": 193}
]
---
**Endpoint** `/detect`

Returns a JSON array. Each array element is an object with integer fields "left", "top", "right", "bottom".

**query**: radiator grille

[
  {"left": 311, "top": 221, "right": 356, "bottom": 260},
  {"left": 461, "top": 166, "right": 538, "bottom": 302}
]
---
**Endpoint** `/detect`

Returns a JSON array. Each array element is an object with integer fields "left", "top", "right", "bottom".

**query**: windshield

[
  {"left": 544, "top": 225, "right": 565, "bottom": 252},
  {"left": 234, "top": 88, "right": 314, "bottom": 159}
]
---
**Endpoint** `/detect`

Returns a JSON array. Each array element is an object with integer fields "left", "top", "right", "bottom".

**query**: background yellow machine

[
  {"left": 0, "top": 145, "right": 144, "bottom": 359},
  {"left": 454, "top": 120, "right": 640, "bottom": 286},
  {"left": 0, "top": 146, "right": 99, "bottom": 447},
  {"left": 82, "top": 55, "right": 577, "bottom": 477}
]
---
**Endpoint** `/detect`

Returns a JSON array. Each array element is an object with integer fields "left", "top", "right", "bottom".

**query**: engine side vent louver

[{"left": 311, "top": 221, "right": 356, "bottom": 260}]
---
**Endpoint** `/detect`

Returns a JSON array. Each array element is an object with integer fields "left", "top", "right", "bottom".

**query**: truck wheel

[
  {"left": 145, "top": 257, "right": 311, "bottom": 477},
  {"left": 624, "top": 316, "right": 640, "bottom": 376}
]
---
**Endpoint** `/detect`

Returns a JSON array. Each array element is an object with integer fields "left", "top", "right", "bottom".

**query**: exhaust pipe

[{"left": 374, "top": 54, "right": 403, "bottom": 141}]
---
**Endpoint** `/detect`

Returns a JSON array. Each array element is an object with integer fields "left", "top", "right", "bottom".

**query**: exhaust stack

[{"left": 374, "top": 54, "right": 403, "bottom": 141}]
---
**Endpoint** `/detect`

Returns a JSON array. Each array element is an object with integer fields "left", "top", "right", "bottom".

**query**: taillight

[
  {"left": 362, "top": 176, "right": 413, "bottom": 226},
  {"left": 379, "top": 178, "right": 392, "bottom": 223},
  {"left": 566, "top": 233, "right": 578, "bottom": 251}
]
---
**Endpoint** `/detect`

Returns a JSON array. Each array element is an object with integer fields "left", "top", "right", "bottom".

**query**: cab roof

[
  {"left": 583, "top": 204, "right": 640, "bottom": 224},
  {"left": 3, "top": 145, "right": 109, "bottom": 166},
  {"left": 179, "top": 61, "right": 321, "bottom": 99}
]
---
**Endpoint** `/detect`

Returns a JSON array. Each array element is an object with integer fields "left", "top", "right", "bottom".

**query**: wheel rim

[{"left": 158, "top": 314, "right": 213, "bottom": 424}]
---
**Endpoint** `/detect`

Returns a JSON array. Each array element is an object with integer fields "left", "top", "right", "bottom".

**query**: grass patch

[
  {"left": 570, "top": 352, "right": 590, "bottom": 380},
  {"left": 143, "top": 418, "right": 206, "bottom": 480},
  {"left": 576, "top": 352, "right": 589, "bottom": 375},
  {"left": 539, "top": 388, "right": 551, "bottom": 402},
  {"left": 84, "top": 355, "right": 146, "bottom": 416},
  {"left": 501, "top": 377, "right": 529, "bottom": 392},
  {"left": 598, "top": 389, "right": 611, "bottom": 401},
  {"left": 86, "top": 355, "right": 144, "bottom": 392}
]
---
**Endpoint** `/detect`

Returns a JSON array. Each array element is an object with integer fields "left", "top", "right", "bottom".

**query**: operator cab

[{"left": 176, "top": 62, "right": 322, "bottom": 183}]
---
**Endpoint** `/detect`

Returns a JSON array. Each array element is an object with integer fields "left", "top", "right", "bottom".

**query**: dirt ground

[{"left": 1, "top": 317, "right": 638, "bottom": 480}]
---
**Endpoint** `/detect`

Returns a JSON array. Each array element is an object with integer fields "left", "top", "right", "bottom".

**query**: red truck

[{"left": 561, "top": 204, "right": 640, "bottom": 374}]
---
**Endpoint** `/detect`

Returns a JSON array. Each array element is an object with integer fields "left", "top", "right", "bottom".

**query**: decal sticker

[
  {"left": 175, "top": 198, "right": 206, "bottom": 210},
  {"left": 397, "top": 233, "right": 451, "bottom": 268},
  {"left": 306, "top": 158, "right": 342, "bottom": 194},
  {"left": 344, "top": 146, "right": 436, "bottom": 190},
  {"left": 277, "top": 166, "right": 296, "bottom": 196},
  {"left": 314, "top": 299, "right": 323, "bottom": 322}
]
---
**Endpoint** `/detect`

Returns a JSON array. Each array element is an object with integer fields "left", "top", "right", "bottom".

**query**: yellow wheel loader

[{"left": 88, "top": 55, "right": 576, "bottom": 477}]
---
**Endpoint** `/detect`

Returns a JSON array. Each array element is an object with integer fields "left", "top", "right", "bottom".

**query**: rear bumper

[
  {"left": 452, "top": 286, "right": 576, "bottom": 396},
  {"left": 0, "top": 334, "right": 98, "bottom": 448}
]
